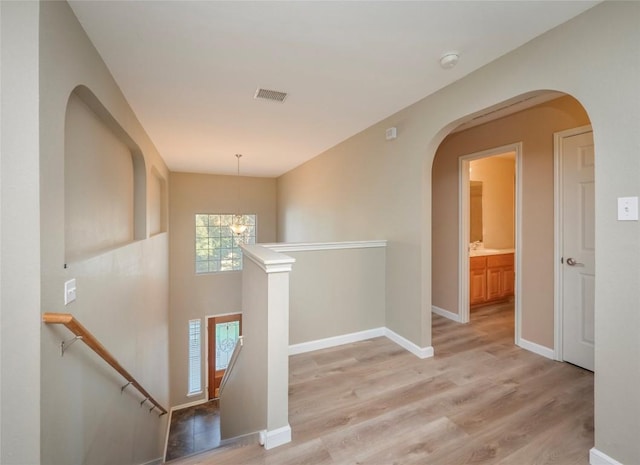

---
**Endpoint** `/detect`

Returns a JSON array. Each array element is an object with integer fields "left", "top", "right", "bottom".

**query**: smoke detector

[{"left": 439, "top": 52, "right": 460, "bottom": 70}]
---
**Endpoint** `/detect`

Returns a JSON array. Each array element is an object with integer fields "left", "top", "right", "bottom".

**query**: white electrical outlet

[
  {"left": 64, "top": 278, "right": 77, "bottom": 305},
  {"left": 618, "top": 196, "right": 639, "bottom": 221}
]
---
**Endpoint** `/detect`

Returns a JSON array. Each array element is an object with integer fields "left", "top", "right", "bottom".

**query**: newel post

[{"left": 219, "top": 244, "right": 294, "bottom": 449}]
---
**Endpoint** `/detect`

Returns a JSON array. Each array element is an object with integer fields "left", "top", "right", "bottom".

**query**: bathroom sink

[{"left": 470, "top": 248, "right": 514, "bottom": 257}]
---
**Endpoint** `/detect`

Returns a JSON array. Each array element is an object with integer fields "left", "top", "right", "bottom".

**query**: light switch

[
  {"left": 64, "top": 278, "right": 77, "bottom": 305},
  {"left": 618, "top": 196, "right": 639, "bottom": 221}
]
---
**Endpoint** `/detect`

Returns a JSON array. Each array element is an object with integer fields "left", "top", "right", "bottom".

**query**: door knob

[{"left": 566, "top": 257, "right": 584, "bottom": 266}]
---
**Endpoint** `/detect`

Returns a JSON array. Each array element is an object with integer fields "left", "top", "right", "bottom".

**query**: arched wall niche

[
  {"left": 149, "top": 166, "right": 168, "bottom": 236},
  {"left": 64, "top": 85, "right": 147, "bottom": 263}
]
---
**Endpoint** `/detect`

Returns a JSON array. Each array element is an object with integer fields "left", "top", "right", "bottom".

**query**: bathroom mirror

[{"left": 470, "top": 181, "right": 483, "bottom": 242}]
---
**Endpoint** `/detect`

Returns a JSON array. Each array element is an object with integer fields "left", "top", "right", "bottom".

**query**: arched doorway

[{"left": 430, "top": 91, "right": 593, "bottom": 368}]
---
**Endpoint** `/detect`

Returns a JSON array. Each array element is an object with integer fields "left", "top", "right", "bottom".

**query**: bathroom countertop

[{"left": 469, "top": 248, "right": 515, "bottom": 257}]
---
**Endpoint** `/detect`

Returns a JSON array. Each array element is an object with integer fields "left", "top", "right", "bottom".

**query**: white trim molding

[
  {"left": 162, "top": 408, "right": 173, "bottom": 463},
  {"left": 289, "top": 327, "right": 385, "bottom": 355},
  {"left": 264, "top": 425, "right": 292, "bottom": 450},
  {"left": 139, "top": 458, "right": 162, "bottom": 465},
  {"left": 590, "top": 448, "right": 624, "bottom": 465},
  {"left": 517, "top": 338, "right": 555, "bottom": 360},
  {"left": 458, "top": 153, "right": 471, "bottom": 324},
  {"left": 289, "top": 327, "right": 434, "bottom": 359},
  {"left": 457, "top": 142, "right": 523, "bottom": 337},
  {"left": 264, "top": 240, "right": 387, "bottom": 253},
  {"left": 432, "top": 305, "right": 463, "bottom": 323},
  {"left": 384, "top": 328, "right": 434, "bottom": 359},
  {"left": 170, "top": 398, "right": 208, "bottom": 412},
  {"left": 241, "top": 244, "right": 295, "bottom": 273}
]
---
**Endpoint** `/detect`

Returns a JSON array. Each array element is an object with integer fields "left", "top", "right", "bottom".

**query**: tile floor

[{"left": 165, "top": 400, "right": 221, "bottom": 462}]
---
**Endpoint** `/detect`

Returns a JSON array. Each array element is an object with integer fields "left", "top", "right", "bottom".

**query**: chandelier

[{"left": 230, "top": 154, "right": 248, "bottom": 236}]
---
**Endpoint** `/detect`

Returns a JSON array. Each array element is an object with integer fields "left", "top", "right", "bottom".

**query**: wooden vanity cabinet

[
  {"left": 469, "top": 256, "right": 488, "bottom": 306},
  {"left": 470, "top": 253, "right": 514, "bottom": 306}
]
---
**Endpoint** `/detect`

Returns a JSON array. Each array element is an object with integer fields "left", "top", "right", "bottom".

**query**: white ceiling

[{"left": 68, "top": 1, "right": 598, "bottom": 177}]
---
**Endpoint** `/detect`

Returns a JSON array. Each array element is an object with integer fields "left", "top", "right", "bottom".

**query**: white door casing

[
  {"left": 458, "top": 143, "right": 522, "bottom": 346},
  {"left": 555, "top": 127, "right": 595, "bottom": 371}
]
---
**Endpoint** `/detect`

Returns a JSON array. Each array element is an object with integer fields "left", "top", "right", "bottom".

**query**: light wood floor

[{"left": 170, "top": 303, "right": 593, "bottom": 464}]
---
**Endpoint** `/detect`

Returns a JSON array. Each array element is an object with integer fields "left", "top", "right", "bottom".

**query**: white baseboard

[
  {"left": 162, "top": 408, "right": 172, "bottom": 463},
  {"left": 264, "top": 424, "right": 292, "bottom": 450},
  {"left": 384, "top": 328, "right": 434, "bottom": 359},
  {"left": 590, "top": 448, "right": 623, "bottom": 465},
  {"left": 517, "top": 337, "right": 555, "bottom": 360},
  {"left": 139, "top": 458, "right": 162, "bottom": 465},
  {"left": 289, "top": 327, "right": 433, "bottom": 359},
  {"left": 432, "top": 305, "right": 462, "bottom": 323},
  {"left": 170, "top": 397, "right": 208, "bottom": 412},
  {"left": 289, "top": 327, "right": 385, "bottom": 355}
]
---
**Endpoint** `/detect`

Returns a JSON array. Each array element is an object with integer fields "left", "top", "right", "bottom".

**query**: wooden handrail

[{"left": 43, "top": 312, "right": 167, "bottom": 415}]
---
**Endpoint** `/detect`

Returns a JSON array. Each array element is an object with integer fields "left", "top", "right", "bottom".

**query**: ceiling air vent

[{"left": 254, "top": 88, "right": 288, "bottom": 103}]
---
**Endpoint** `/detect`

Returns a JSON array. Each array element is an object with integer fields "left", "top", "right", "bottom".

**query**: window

[
  {"left": 195, "top": 214, "right": 256, "bottom": 273},
  {"left": 188, "top": 319, "right": 202, "bottom": 395}
]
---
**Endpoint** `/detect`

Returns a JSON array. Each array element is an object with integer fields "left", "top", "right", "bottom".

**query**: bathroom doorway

[{"left": 458, "top": 143, "right": 522, "bottom": 342}]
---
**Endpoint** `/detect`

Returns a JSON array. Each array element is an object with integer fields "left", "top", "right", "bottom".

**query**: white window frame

[
  {"left": 195, "top": 213, "right": 256, "bottom": 274},
  {"left": 187, "top": 318, "right": 202, "bottom": 396}
]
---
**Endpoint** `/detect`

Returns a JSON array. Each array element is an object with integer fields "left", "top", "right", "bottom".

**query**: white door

[{"left": 560, "top": 129, "right": 595, "bottom": 371}]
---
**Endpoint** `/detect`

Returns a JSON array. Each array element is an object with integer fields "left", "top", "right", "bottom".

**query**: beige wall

[
  {"left": 287, "top": 246, "right": 386, "bottom": 345},
  {"left": 276, "top": 3, "right": 640, "bottom": 462},
  {"left": 38, "top": 2, "right": 171, "bottom": 464},
  {"left": 432, "top": 96, "right": 589, "bottom": 348},
  {"left": 277, "top": 110, "right": 428, "bottom": 349},
  {"left": 168, "top": 172, "right": 276, "bottom": 407},
  {"left": 469, "top": 156, "right": 515, "bottom": 249},
  {"left": 0, "top": 2, "right": 41, "bottom": 462}
]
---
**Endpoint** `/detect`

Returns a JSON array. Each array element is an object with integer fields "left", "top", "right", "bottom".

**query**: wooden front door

[{"left": 208, "top": 313, "right": 242, "bottom": 399}]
